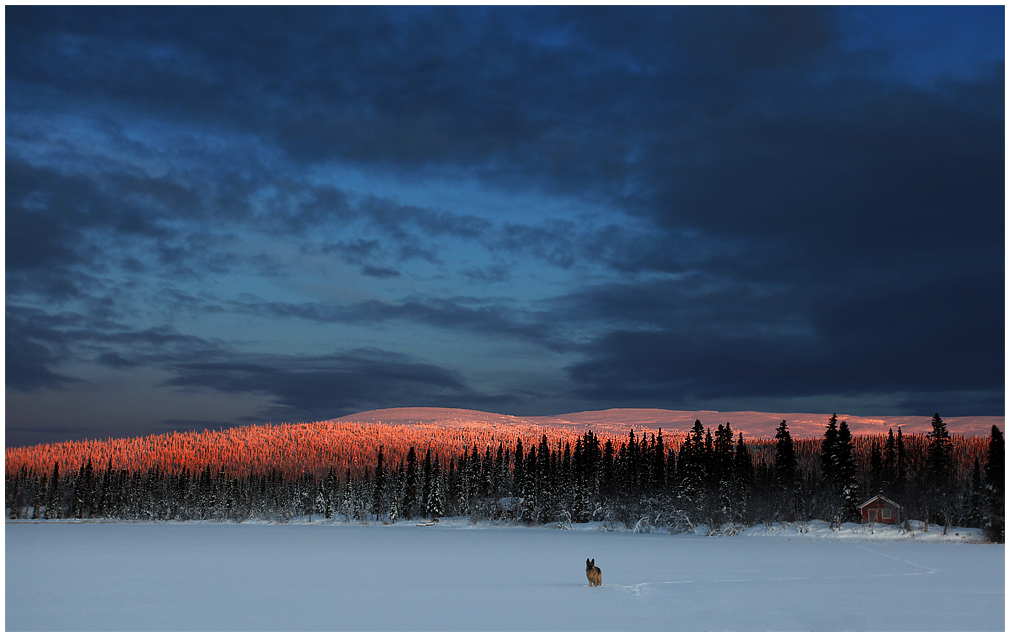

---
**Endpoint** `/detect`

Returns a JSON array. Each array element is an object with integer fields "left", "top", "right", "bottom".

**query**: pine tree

[
  {"left": 481, "top": 446, "right": 493, "bottom": 499},
  {"left": 925, "top": 414, "right": 955, "bottom": 532},
  {"left": 342, "top": 468, "right": 354, "bottom": 521},
  {"left": 537, "top": 434, "right": 553, "bottom": 523},
  {"left": 835, "top": 421, "right": 859, "bottom": 522},
  {"left": 95, "top": 459, "right": 113, "bottom": 518},
  {"left": 373, "top": 445, "right": 386, "bottom": 521},
  {"left": 520, "top": 444, "right": 538, "bottom": 523},
  {"left": 967, "top": 458, "right": 984, "bottom": 528},
  {"left": 493, "top": 444, "right": 506, "bottom": 497},
  {"left": 820, "top": 414, "right": 839, "bottom": 493},
  {"left": 44, "top": 462, "right": 60, "bottom": 519},
  {"left": 733, "top": 433, "right": 753, "bottom": 523},
  {"left": 714, "top": 424, "right": 735, "bottom": 517},
  {"left": 703, "top": 428, "right": 716, "bottom": 492},
  {"left": 869, "top": 439, "right": 883, "bottom": 495},
  {"left": 314, "top": 490, "right": 328, "bottom": 520},
  {"left": 895, "top": 427, "right": 907, "bottom": 489},
  {"left": 983, "top": 425, "right": 1004, "bottom": 543},
  {"left": 388, "top": 481, "right": 400, "bottom": 522},
  {"left": 714, "top": 424, "right": 735, "bottom": 485},
  {"left": 323, "top": 468, "right": 336, "bottom": 519},
  {"left": 421, "top": 448, "right": 433, "bottom": 518},
  {"left": 773, "top": 421, "right": 798, "bottom": 520},
  {"left": 926, "top": 413, "right": 952, "bottom": 486},
  {"left": 677, "top": 421, "right": 707, "bottom": 516},
  {"left": 882, "top": 428, "right": 897, "bottom": 489},
  {"left": 652, "top": 430, "right": 665, "bottom": 491},
  {"left": 426, "top": 454, "right": 446, "bottom": 519},
  {"left": 402, "top": 446, "right": 419, "bottom": 519},
  {"left": 29, "top": 477, "right": 43, "bottom": 519},
  {"left": 513, "top": 439, "right": 524, "bottom": 499},
  {"left": 601, "top": 439, "right": 616, "bottom": 498}
]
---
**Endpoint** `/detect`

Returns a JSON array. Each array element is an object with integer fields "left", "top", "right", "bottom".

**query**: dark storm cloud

[
  {"left": 6, "top": 329, "right": 80, "bottom": 392},
  {"left": 5, "top": 300, "right": 519, "bottom": 425},
  {"left": 226, "top": 295, "right": 565, "bottom": 351},
  {"left": 5, "top": 158, "right": 235, "bottom": 298},
  {"left": 163, "top": 349, "right": 515, "bottom": 422},
  {"left": 562, "top": 266, "right": 1003, "bottom": 414},
  {"left": 6, "top": 5, "right": 1003, "bottom": 428},
  {"left": 5, "top": 304, "right": 225, "bottom": 390}
]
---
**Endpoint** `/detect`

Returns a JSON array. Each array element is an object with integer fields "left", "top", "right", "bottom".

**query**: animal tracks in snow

[{"left": 616, "top": 548, "right": 938, "bottom": 596}]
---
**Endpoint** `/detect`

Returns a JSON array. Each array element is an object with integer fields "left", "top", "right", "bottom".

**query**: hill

[
  {"left": 336, "top": 406, "right": 1001, "bottom": 438},
  {"left": 6, "top": 407, "right": 999, "bottom": 480}
]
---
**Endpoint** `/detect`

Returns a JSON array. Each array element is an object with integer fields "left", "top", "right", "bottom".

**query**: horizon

[
  {"left": 6, "top": 6, "right": 1004, "bottom": 448},
  {"left": 6, "top": 405, "right": 1003, "bottom": 450}
]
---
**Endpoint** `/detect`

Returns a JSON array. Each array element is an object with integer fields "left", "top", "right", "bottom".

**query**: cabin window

[{"left": 881, "top": 508, "right": 890, "bottom": 520}]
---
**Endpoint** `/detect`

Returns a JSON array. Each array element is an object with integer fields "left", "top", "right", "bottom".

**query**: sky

[{"left": 5, "top": 6, "right": 1005, "bottom": 447}]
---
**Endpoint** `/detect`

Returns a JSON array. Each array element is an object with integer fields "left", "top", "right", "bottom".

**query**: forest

[{"left": 5, "top": 413, "right": 1004, "bottom": 543}]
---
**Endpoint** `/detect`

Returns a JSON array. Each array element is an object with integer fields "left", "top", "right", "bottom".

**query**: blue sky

[{"left": 6, "top": 6, "right": 1004, "bottom": 447}]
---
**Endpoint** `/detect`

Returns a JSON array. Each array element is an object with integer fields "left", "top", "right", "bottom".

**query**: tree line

[{"left": 6, "top": 414, "right": 1004, "bottom": 542}]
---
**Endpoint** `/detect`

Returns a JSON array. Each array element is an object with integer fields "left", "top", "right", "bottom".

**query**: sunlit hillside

[
  {"left": 337, "top": 407, "right": 1003, "bottom": 438},
  {"left": 5, "top": 418, "right": 595, "bottom": 479},
  {"left": 5, "top": 408, "right": 993, "bottom": 482}
]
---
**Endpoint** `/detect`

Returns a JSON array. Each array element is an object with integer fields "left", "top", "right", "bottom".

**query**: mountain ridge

[{"left": 335, "top": 407, "right": 1002, "bottom": 439}]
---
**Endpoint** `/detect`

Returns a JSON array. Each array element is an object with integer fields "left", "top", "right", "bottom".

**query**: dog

[{"left": 586, "top": 558, "right": 602, "bottom": 587}]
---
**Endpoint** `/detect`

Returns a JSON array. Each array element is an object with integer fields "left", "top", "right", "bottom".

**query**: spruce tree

[
  {"left": 402, "top": 446, "right": 418, "bottom": 519},
  {"left": 925, "top": 414, "right": 954, "bottom": 532},
  {"left": 882, "top": 428, "right": 897, "bottom": 490},
  {"left": 536, "top": 435, "right": 552, "bottom": 522},
  {"left": 835, "top": 421, "right": 859, "bottom": 522},
  {"left": 714, "top": 424, "right": 735, "bottom": 485},
  {"left": 652, "top": 429, "right": 666, "bottom": 492},
  {"left": 45, "top": 462, "right": 60, "bottom": 519},
  {"left": 373, "top": 445, "right": 386, "bottom": 521},
  {"left": 421, "top": 448, "right": 433, "bottom": 517},
  {"left": 926, "top": 413, "right": 952, "bottom": 486},
  {"left": 733, "top": 433, "right": 753, "bottom": 523},
  {"left": 773, "top": 421, "right": 798, "bottom": 520},
  {"left": 677, "top": 421, "right": 707, "bottom": 515},
  {"left": 967, "top": 458, "right": 984, "bottom": 529},
  {"left": 869, "top": 439, "right": 883, "bottom": 495},
  {"left": 703, "top": 428, "right": 716, "bottom": 491},
  {"left": 513, "top": 439, "right": 524, "bottom": 499},
  {"left": 895, "top": 428, "right": 907, "bottom": 489},
  {"left": 714, "top": 424, "right": 735, "bottom": 517},
  {"left": 820, "top": 414, "right": 839, "bottom": 492},
  {"left": 601, "top": 439, "right": 616, "bottom": 498},
  {"left": 983, "top": 425, "right": 1004, "bottom": 543},
  {"left": 481, "top": 446, "right": 493, "bottom": 499},
  {"left": 426, "top": 454, "right": 446, "bottom": 519}
]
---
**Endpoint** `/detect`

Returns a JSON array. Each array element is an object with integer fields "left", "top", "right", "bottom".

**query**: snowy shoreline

[{"left": 7, "top": 514, "right": 990, "bottom": 543}]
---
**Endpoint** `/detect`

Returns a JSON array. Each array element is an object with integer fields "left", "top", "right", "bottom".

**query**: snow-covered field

[{"left": 6, "top": 518, "right": 1004, "bottom": 632}]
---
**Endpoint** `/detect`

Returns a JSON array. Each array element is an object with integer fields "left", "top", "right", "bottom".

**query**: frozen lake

[{"left": 6, "top": 520, "right": 1004, "bottom": 631}]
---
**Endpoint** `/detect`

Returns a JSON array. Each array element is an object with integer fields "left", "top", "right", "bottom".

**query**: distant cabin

[{"left": 860, "top": 495, "right": 901, "bottom": 525}]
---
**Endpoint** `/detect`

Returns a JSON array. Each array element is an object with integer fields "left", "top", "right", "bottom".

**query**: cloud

[
  {"left": 5, "top": 301, "right": 524, "bottom": 423},
  {"left": 225, "top": 295, "right": 567, "bottom": 351},
  {"left": 162, "top": 348, "right": 509, "bottom": 422},
  {"left": 5, "top": 6, "right": 1002, "bottom": 426},
  {"left": 562, "top": 269, "right": 1004, "bottom": 414},
  {"left": 5, "top": 304, "right": 224, "bottom": 391}
]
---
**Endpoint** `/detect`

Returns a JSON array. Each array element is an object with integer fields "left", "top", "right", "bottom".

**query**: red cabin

[{"left": 860, "top": 495, "right": 901, "bottom": 524}]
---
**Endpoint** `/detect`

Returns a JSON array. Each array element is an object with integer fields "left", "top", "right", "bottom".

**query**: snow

[
  {"left": 337, "top": 406, "right": 1003, "bottom": 438},
  {"left": 6, "top": 518, "right": 1004, "bottom": 631}
]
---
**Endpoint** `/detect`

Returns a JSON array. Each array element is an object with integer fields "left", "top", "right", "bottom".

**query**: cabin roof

[{"left": 858, "top": 494, "right": 901, "bottom": 510}]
